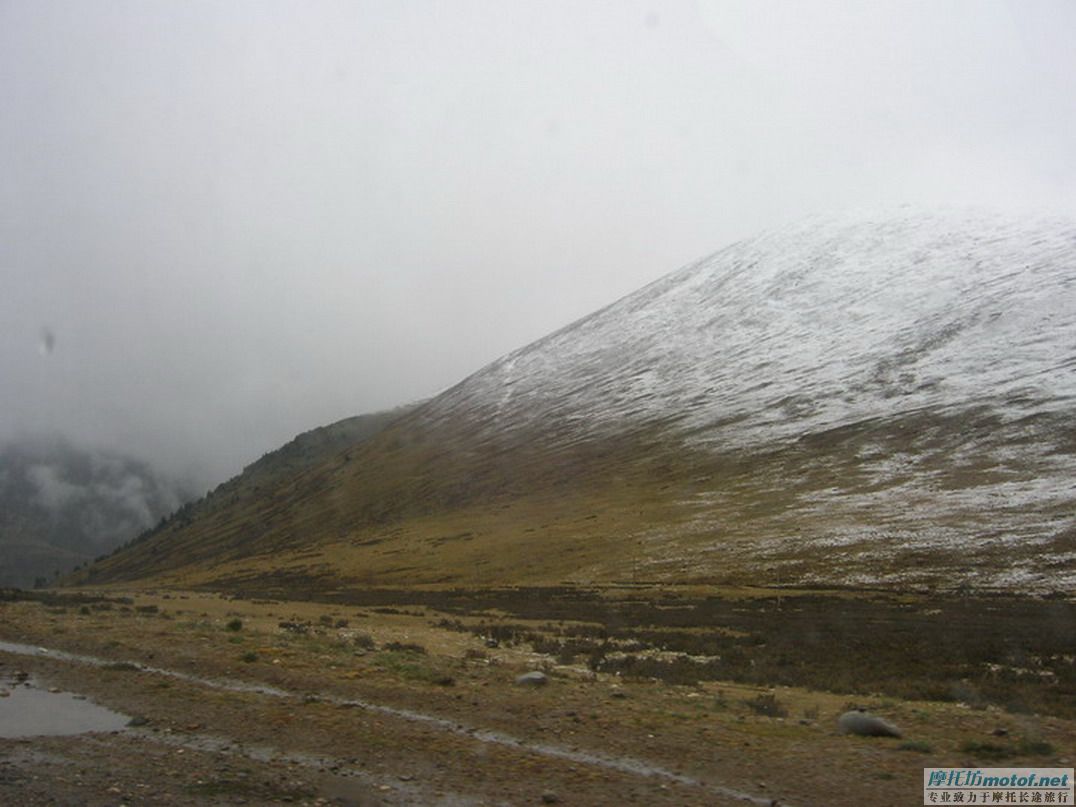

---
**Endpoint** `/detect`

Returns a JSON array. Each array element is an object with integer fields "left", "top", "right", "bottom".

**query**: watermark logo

[{"left": 924, "top": 768, "right": 1073, "bottom": 804}]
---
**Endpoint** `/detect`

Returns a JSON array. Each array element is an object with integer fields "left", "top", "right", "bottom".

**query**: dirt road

[{"left": 1, "top": 588, "right": 1072, "bottom": 806}]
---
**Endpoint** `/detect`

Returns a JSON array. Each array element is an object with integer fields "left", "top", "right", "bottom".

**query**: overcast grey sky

[{"left": 2, "top": 0, "right": 1075, "bottom": 487}]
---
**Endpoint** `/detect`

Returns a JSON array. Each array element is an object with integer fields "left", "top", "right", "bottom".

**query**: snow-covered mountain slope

[
  {"left": 83, "top": 210, "right": 1076, "bottom": 592},
  {"left": 432, "top": 209, "right": 1075, "bottom": 451},
  {"left": 410, "top": 209, "right": 1076, "bottom": 588}
]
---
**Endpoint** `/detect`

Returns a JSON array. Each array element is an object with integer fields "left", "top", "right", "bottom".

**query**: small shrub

[
  {"left": 226, "top": 618, "right": 243, "bottom": 631},
  {"left": 353, "top": 633, "right": 377, "bottom": 650},
  {"left": 744, "top": 693, "right": 789, "bottom": 718},
  {"left": 240, "top": 651, "right": 258, "bottom": 663},
  {"left": 383, "top": 641, "right": 427, "bottom": 654}
]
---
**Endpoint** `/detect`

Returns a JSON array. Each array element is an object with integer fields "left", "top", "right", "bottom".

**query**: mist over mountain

[
  {"left": 92, "top": 406, "right": 419, "bottom": 569},
  {"left": 0, "top": 437, "right": 194, "bottom": 587},
  {"left": 77, "top": 210, "right": 1076, "bottom": 593}
]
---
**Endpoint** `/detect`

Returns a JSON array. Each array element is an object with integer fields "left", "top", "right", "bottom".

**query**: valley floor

[{"left": 0, "top": 586, "right": 1072, "bottom": 806}]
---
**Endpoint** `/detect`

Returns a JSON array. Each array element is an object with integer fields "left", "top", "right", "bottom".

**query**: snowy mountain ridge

[{"left": 430, "top": 209, "right": 1075, "bottom": 450}]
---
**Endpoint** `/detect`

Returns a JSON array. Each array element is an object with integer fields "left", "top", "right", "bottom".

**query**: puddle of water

[{"left": 0, "top": 678, "right": 129, "bottom": 738}]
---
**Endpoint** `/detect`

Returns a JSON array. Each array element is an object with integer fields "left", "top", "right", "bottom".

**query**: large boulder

[
  {"left": 837, "top": 710, "right": 902, "bottom": 738},
  {"left": 515, "top": 671, "right": 549, "bottom": 686}
]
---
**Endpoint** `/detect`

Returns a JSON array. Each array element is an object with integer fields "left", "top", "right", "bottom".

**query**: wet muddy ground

[{"left": 0, "top": 587, "right": 1072, "bottom": 806}]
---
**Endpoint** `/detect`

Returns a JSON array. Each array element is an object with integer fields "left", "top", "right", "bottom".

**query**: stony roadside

[{"left": 1, "top": 589, "right": 1073, "bottom": 806}]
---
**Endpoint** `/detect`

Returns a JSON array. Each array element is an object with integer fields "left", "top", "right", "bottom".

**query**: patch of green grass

[
  {"left": 960, "top": 741, "right": 1013, "bottom": 760},
  {"left": 103, "top": 661, "right": 141, "bottom": 672},
  {"left": 1017, "top": 739, "right": 1055, "bottom": 756},
  {"left": 382, "top": 641, "right": 427, "bottom": 654},
  {"left": 960, "top": 739, "right": 1055, "bottom": 759},
  {"left": 185, "top": 779, "right": 315, "bottom": 801},
  {"left": 898, "top": 740, "right": 933, "bottom": 753},
  {"left": 373, "top": 649, "right": 441, "bottom": 683}
]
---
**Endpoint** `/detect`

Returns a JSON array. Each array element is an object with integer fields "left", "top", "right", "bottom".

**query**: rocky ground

[{"left": 0, "top": 587, "right": 1072, "bottom": 806}]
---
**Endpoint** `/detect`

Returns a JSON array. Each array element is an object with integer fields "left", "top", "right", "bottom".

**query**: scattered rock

[
  {"left": 837, "top": 710, "right": 902, "bottom": 738},
  {"left": 541, "top": 791, "right": 559, "bottom": 803},
  {"left": 992, "top": 727, "right": 1009, "bottom": 737},
  {"left": 515, "top": 671, "right": 548, "bottom": 686},
  {"left": 127, "top": 716, "right": 150, "bottom": 727}
]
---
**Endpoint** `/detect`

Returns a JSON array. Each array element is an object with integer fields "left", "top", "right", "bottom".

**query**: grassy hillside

[
  {"left": 68, "top": 405, "right": 419, "bottom": 586},
  {"left": 67, "top": 399, "right": 1074, "bottom": 594}
]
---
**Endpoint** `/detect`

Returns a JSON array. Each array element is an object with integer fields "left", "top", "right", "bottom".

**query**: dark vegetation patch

[
  {"left": 399, "top": 588, "right": 1075, "bottom": 717},
  {"left": 0, "top": 588, "right": 129, "bottom": 607},
  {"left": 200, "top": 584, "right": 1076, "bottom": 719}
]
